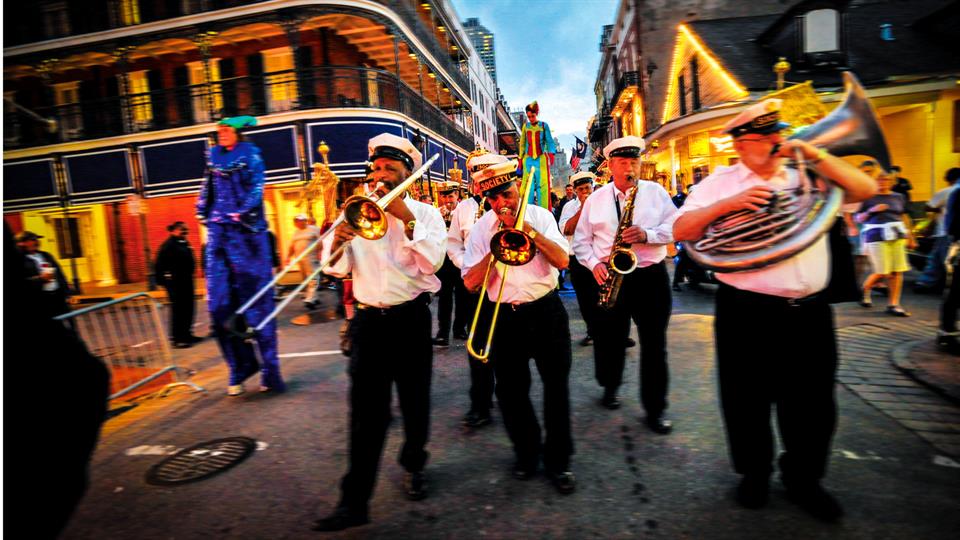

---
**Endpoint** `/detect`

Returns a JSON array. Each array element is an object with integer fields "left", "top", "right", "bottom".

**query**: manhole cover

[{"left": 145, "top": 437, "right": 256, "bottom": 486}]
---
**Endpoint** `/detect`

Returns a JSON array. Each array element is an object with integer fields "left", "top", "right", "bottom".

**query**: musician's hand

[
  {"left": 332, "top": 221, "right": 357, "bottom": 250},
  {"left": 723, "top": 185, "right": 774, "bottom": 213},
  {"left": 496, "top": 206, "right": 518, "bottom": 228},
  {"left": 620, "top": 226, "right": 646, "bottom": 244},
  {"left": 772, "top": 139, "right": 819, "bottom": 161},
  {"left": 592, "top": 263, "right": 609, "bottom": 286}
]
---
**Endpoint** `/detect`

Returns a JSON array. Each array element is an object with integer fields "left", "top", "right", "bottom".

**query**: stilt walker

[{"left": 519, "top": 101, "right": 556, "bottom": 209}]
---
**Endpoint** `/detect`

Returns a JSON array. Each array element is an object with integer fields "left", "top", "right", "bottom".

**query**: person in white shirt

[
  {"left": 314, "top": 133, "right": 446, "bottom": 532},
  {"left": 446, "top": 150, "right": 500, "bottom": 428},
  {"left": 916, "top": 168, "right": 960, "bottom": 292},
  {"left": 673, "top": 98, "right": 876, "bottom": 521},
  {"left": 558, "top": 171, "right": 600, "bottom": 347},
  {"left": 462, "top": 158, "right": 576, "bottom": 495},
  {"left": 286, "top": 213, "right": 322, "bottom": 309},
  {"left": 572, "top": 136, "right": 678, "bottom": 433},
  {"left": 433, "top": 184, "right": 462, "bottom": 347}
]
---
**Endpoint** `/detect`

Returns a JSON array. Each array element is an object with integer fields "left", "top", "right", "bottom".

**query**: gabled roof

[{"left": 687, "top": 0, "right": 959, "bottom": 91}]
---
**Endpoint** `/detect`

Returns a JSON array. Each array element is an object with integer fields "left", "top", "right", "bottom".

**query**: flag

[{"left": 570, "top": 136, "right": 588, "bottom": 170}]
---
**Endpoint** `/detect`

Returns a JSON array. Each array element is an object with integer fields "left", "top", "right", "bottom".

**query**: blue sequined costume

[{"left": 197, "top": 141, "right": 284, "bottom": 391}]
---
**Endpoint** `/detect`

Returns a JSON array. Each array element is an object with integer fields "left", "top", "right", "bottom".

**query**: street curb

[{"left": 891, "top": 340, "right": 960, "bottom": 407}]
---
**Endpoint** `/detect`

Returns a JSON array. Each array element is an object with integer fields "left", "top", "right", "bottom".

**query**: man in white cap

[
  {"left": 286, "top": 213, "right": 322, "bottom": 309},
  {"left": 315, "top": 132, "right": 447, "bottom": 532},
  {"left": 462, "top": 158, "right": 576, "bottom": 494},
  {"left": 572, "top": 135, "right": 677, "bottom": 432},
  {"left": 558, "top": 171, "right": 599, "bottom": 346},
  {"left": 446, "top": 148, "right": 501, "bottom": 428},
  {"left": 673, "top": 98, "right": 876, "bottom": 520}
]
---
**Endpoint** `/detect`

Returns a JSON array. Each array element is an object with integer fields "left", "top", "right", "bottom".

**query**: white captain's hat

[
  {"left": 722, "top": 98, "right": 790, "bottom": 137},
  {"left": 603, "top": 135, "right": 646, "bottom": 160},
  {"left": 368, "top": 133, "right": 422, "bottom": 170},
  {"left": 471, "top": 156, "right": 518, "bottom": 197},
  {"left": 569, "top": 171, "right": 596, "bottom": 187}
]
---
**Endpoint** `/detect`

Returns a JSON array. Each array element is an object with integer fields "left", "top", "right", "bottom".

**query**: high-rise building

[{"left": 463, "top": 18, "right": 497, "bottom": 84}]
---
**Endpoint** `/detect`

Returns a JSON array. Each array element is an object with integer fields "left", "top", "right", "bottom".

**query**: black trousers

[
  {"left": 489, "top": 291, "right": 573, "bottom": 472},
  {"left": 164, "top": 279, "right": 195, "bottom": 341},
  {"left": 568, "top": 255, "right": 598, "bottom": 338},
  {"left": 463, "top": 289, "right": 496, "bottom": 413},
  {"left": 339, "top": 294, "right": 432, "bottom": 511},
  {"left": 715, "top": 284, "right": 838, "bottom": 481},
  {"left": 435, "top": 256, "right": 460, "bottom": 338},
  {"left": 453, "top": 274, "right": 473, "bottom": 336},
  {"left": 593, "top": 261, "right": 671, "bottom": 417},
  {"left": 941, "top": 260, "right": 960, "bottom": 332}
]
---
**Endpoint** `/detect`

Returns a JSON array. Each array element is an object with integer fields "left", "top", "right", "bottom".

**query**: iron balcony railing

[{"left": 5, "top": 66, "right": 473, "bottom": 152}]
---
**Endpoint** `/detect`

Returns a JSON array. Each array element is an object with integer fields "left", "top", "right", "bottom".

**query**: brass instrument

[
  {"left": 229, "top": 153, "right": 441, "bottom": 337},
  {"left": 597, "top": 179, "right": 639, "bottom": 310},
  {"left": 684, "top": 72, "right": 891, "bottom": 273},
  {"left": 467, "top": 168, "right": 538, "bottom": 362}
]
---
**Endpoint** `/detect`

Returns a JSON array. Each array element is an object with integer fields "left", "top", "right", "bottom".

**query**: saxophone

[{"left": 597, "top": 180, "right": 640, "bottom": 310}]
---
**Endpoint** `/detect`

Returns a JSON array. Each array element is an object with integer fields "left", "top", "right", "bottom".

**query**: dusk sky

[{"left": 450, "top": 0, "right": 620, "bottom": 155}]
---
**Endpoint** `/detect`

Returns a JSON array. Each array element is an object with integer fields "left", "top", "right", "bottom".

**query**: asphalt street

[{"left": 62, "top": 277, "right": 960, "bottom": 539}]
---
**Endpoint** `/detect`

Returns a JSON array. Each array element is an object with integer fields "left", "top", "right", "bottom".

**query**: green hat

[{"left": 218, "top": 116, "right": 258, "bottom": 130}]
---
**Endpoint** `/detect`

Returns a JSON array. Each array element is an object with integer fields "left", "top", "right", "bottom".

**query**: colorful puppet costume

[
  {"left": 197, "top": 138, "right": 285, "bottom": 392},
  {"left": 518, "top": 102, "right": 556, "bottom": 209}
]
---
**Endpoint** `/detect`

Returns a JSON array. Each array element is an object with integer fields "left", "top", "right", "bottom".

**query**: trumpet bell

[
  {"left": 343, "top": 195, "right": 389, "bottom": 240},
  {"left": 610, "top": 248, "right": 638, "bottom": 275},
  {"left": 490, "top": 229, "right": 537, "bottom": 266}
]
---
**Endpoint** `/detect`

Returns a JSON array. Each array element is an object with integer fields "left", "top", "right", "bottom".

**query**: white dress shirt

[
  {"left": 324, "top": 198, "right": 446, "bottom": 307},
  {"left": 463, "top": 204, "right": 568, "bottom": 304},
  {"left": 447, "top": 196, "right": 485, "bottom": 269},
  {"left": 677, "top": 162, "right": 829, "bottom": 298},
  {"left": 572, "top": 181, "right": 678, "bottom": 272},
  {"left": 557, "top": 197, "right": 582, "bottom": 250}
]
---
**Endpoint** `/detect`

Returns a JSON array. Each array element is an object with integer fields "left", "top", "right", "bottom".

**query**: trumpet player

[
  {"left": 314, "top": 133, "right": 447, "bottom": 532},
  {"left": 462, "top": 158, "right": 576, "bottom": 494},
  {"left": 572, "top": 136, "right": 678, "bottom": 434},
  {"left": 673, "top": 99, "right": 876, "bottom": 520}
]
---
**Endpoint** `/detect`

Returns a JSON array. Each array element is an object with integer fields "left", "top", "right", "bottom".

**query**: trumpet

[
  {"left": 228, "top": 153, "right": 440, "bottom": 338},
  {"left": 466, "top": 167, "right": 538, "bottom": 362}
]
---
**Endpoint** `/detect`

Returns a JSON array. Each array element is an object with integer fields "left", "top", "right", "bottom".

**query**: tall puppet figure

[
  {"left": 519, "top": 101, "right": 556, "bottom": 209},
  {"left": 197, "top": 116, "right": 285, "bottom": 396}
]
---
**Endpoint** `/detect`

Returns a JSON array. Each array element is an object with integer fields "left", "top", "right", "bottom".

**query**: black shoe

[
  {"left": 403, "top": 471, "right": 428, "bottom": 501},
  {"left": 601, "top": 388, "right": 621, "bottom": 410},
  {"left": 512, "top": 462, "right": 537, "bottom": 481},
  {"left": 462, "top": 410, "right": 492, "bottom": 428},
  {"left": 548, "top": 470, "right": 577, "bottom": 495},
  {"left": 432, "top": 336, "right": 450, "bottom": 347},
  {"left": 736, "top": 475, "right": 769, "bottom": 509},
  {"left": 453, "top": 329, "right": 469, "bottom": 340},
  {"left": 186, "top": 335, "right": 204, "bottom": 343},
  {"left": 625, "top": 337, "right": 636, "bottom": 348},
  {"left": 645, "top": 415, "right": 673, "bottom": 435},
  {"left": 304, "top": 301, "right": 318, "bottom": 310},
  {"left": 937, "top": 334, "right": 960, "bottom": 356},
  {"left": 312, "top": 506, "right": 369, "bottom": 532},
  {"left": 784, "top": 482, "right": 843, "bottom": 522},
  {"left": 579, "top": 335, "right": 593, "bottom": 346}
]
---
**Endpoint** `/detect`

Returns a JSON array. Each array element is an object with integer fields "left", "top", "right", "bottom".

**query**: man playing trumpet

[
  {"left": 462, "top": 157, "right": 576, "bottom": 494},
  {"left": 673, "top": 99, "right": 876, "bottom": 521}
]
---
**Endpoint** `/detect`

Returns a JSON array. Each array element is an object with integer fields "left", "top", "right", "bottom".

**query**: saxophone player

[
  {"left": 672, "top": 99, "right": 876, "bottom": 520},
  {"left": 572, "top": 136, "right": 678, "bottom": 434}
]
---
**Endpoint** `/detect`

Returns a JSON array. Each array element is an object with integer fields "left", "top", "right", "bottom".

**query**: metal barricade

[{"left": 55, "top": 292, "right": 205, "bottom": 401}]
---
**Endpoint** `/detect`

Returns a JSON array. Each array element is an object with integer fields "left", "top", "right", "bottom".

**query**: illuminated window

[
  {"left": 803, "top": 9, "right": 839, "bottom": 53},
  {"left": 187, "top": 60, "right": 222, "bottom": 122},
  {"left": 111, "top": 0, "right": 141, "bottom": 26},
  {"left": 262, "top": 47, "right": 298, "bottom": 113},
  {"left": 53, "top": 81, "right": 83, "bottom": 137},
  {"left": 42, "top": 2, "right": 71, "bottom": 38},
  {"left": 127, "top": 71, "right": 153, "bottom": 129}
]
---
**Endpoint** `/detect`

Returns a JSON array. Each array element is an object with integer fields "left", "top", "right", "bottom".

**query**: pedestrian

[
  {"left": 553, "top": 183, "right": 575, "bottom": 222},
  {"left": 433, "top": 184, "right": 461, "bottom": 347},
  {"left": 673, "top": 98, "right": 876, "bottom": 521},
  {"left": 155, "top": 221, "right": 201, "bottom": 348},
  {"left": 671, "top": 184, "right": 688, "bottom": 208},
  {"left": 196, "top": 115, "right": 285, "bottom": 396},
  {"left": 938, "top": 186, "right": 960, "bottom": 354},
  {"left": 17, "top": 230, "right": 72, "bottom": 319},
  {"left": 462, "top": 157, "right": 576, "bottom": 494},
  {"left": 915, "top": 168, "right": 960, "bottom": 293},
  {"left": 890, "top": 165, "right": 913, "bottom": 206},
  {"left": 286, "top": 213, "right": 323, "bottom": 309},
  {"left": 858, "top": 170, "right": 916, "bottom": 316},
  {"left": 572, "top": 135, "right": 677, "bottom": 433},
  {"left": 559, "top": 171, "right": 599, "bottom": 346},
  {"left": 447, "top": 149, "right": 500, "bottom": 428},
  {"left": 313, "top": 133, "right": 446, "bottom": 532}
]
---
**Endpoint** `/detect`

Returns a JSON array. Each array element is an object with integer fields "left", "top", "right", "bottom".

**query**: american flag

[{"left": 570, "top": 137, "right": 588, "bottom": 170}]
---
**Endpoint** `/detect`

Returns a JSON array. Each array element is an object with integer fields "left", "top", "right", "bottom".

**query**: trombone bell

[
  {"left": 343, "top": 196, "right": 389, "bottom": 240},
  {"left": 490, "top": 229, "right": 537, "bottom": 266}
]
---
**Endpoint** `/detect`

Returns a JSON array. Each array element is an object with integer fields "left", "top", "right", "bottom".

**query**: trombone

[
  {"left": 228, "top": 153, "right": 440, "bottom": 338},
  {"left": 466, "top": 167, "right": 538, "bottom": 362}
]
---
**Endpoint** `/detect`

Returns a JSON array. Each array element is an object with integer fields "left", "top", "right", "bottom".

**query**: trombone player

[
  {"left": 572, "top": 136, "right": 678, "bottom": 434},
  {"left": 314, "top": 133, "right": 447, "bottom": 532},
  {"left": 673, "top": 99, "right": 876, "bottom": 520},
  {"left": 462, "top": 157, "right": 576, "bottom": 494}
]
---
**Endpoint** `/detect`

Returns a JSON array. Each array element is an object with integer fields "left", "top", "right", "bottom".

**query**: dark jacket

[
  {"left": 22, "top": 249, "right": 71, "bottom": 299},
  {"left": 155, "top": 236, "right": 195, "bottom": 287}
]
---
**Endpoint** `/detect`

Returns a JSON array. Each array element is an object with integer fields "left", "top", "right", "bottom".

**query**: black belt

[
  {"left": 719, "top": 283, "right": 827, "bottom": 308},
  {"left": 357, "top": 292, "right": 430, "bottom": 314}
]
